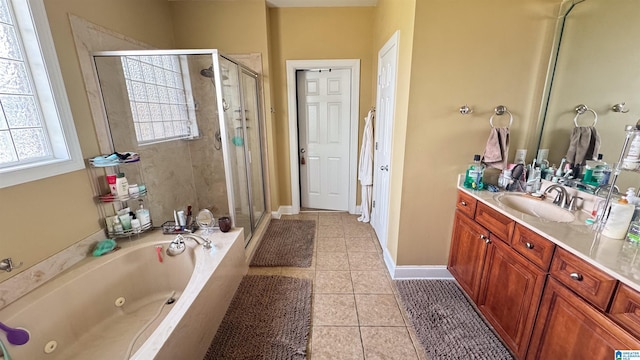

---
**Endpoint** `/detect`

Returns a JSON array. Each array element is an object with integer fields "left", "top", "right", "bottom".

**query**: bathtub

[{"left": 0, "top": 229, "right": 247, "bottom": 360}]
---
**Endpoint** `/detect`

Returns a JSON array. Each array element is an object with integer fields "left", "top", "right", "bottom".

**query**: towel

[
  {"left": 565, "top": 126, "right": 600, "bottom": 166},
  {"left": 482, "top": 127, "right": 510, "bottom": 170}
]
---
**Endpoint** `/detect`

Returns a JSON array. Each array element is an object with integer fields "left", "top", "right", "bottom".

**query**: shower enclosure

[{"left": 92, "top": 50, "right": 267, "bottom": 246}]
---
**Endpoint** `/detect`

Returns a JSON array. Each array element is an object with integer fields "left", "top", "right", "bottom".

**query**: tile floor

[{"left": 247, "top": 212, "right": 427, "bottom": 360}]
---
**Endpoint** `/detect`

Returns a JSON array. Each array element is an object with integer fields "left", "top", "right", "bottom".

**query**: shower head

[{"left": 200, "top": 66, "right": 215, "bottom": 78}]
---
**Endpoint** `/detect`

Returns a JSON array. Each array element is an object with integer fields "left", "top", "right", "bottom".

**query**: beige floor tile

[
  {"left": 344, "top": 225, "right": 373, "bottom": 237},
  {"left": 346, "top": 237, "right": 376, "bottom": 252},
  {"left": 311, "top": 326, "right": 364, "bottom": 360},
  {"left": 313, "top": 294, "right": 358, "bottom": 326},
  {"left": 317, "top": 238, "right": 347, "bottom": 252},
  {"left": 351, "top": 271, "right": 393, "bottom": 294},
  {"left": 318, "top": 216, "right": 343, "bottom": 226},
  {"left": 348, "top": 252, "right": 385, "bottom": 271},
  {"left": 405, "top": 323, "right": 428, "bottom": 360},
  {"left": 360, "top": 327, "right": 419, "bottom": 360},
  {"left": 317, "top": 251, "right": 350, "bottom": 270},
  {"left": 247, "top": 267, "right": 282, "bottom": 276},
  {"left": 318, "top": 225, "right": 345, "bottom": 238},
  {"left": 315, "top": 271, "right": 353, "bottom": 293},
  {"left": 355, "top": 294, "right": 405, "bottom": 326}
]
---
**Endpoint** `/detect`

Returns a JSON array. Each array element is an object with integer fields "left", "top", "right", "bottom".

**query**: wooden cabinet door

[
  {"left": 477, "top": 238, "right": 546, "bottom": 359},
  {"left": 527, "top": 278, "right": 640, "bottom": 360},
  {"left": 448, "top": 210, "right": 490, "bottom": 302}
]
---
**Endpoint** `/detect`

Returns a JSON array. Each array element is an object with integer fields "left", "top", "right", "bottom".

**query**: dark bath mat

[
  {"left": 395, "top": 279, "right": 513, "bottom": 360},
  {"left": 204, "top": 275, "right": 312, "bottom": 360},
  {"left": 250, "top": 219, "right": 316, "bottom": 267}
]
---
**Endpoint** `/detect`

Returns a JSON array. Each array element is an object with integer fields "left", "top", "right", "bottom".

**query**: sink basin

[{"left": 494, "top": 193, "right": 576, "bottom": 223}]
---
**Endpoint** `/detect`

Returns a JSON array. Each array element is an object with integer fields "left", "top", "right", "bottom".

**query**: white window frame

[{"left": 0, "top": 0, "right": 83, "bottom": 188}]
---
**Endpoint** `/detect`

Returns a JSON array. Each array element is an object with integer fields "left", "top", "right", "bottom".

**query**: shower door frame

[{"left": 213, "top": 53, "right": 267, "bottom": 244}]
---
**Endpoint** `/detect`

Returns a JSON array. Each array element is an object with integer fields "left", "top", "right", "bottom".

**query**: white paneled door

[
  {"left": 297, "top": 69, "right": 351, "bottom": 211},
  {"left": 371, "top": 31, "right": 399, "bottom": 248}
]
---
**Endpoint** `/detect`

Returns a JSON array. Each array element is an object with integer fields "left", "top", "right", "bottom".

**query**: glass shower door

[
  {"left": 218, "top": 57, "right": 252, "bottom": 242},
  {"left": 240, "top": 69, "right": 266, "bottom": 227}
]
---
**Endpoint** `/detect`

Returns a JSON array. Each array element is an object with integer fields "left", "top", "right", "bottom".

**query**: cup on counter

[{"left": 218, "top": 216, "right": 232, "bottom": 233}]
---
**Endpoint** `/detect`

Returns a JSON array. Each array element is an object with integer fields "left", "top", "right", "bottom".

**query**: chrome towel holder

[
  {"left": 489, "top": 105, "right": 513, "bottom": 128},
  {"left": 574, "top": 104, "right": 598, "bottom": 127}
]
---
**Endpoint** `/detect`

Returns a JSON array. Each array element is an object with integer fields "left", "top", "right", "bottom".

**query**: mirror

[{"left": 537, "top": 0, "right": 640, "bottom": 192}]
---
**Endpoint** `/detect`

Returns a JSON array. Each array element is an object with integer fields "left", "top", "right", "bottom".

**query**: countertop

[{"left": 458, "top": 182, "right": 640, "bottom": 293}]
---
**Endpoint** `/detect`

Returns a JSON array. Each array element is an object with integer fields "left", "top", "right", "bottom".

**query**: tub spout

[{"left": 166, "top": 234, "right": 212, "bottom": 256}]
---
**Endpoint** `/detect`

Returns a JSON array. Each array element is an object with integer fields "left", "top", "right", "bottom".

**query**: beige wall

[
  {"left": 0, "top": 0, "right": 176, "bottom": 282},
  {"left": 394, "top": 0, "right": 563, "bottom": 265},
  {"left": 268, "top": 7, "right": 375, "bottom": 207},
  {"left": 169, "top": 0, "right": 279, "bottom": 211}
]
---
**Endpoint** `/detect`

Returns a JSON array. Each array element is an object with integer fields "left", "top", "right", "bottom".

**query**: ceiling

[{"left": 266, "top": 0, "right": 377, "bottom": 7}]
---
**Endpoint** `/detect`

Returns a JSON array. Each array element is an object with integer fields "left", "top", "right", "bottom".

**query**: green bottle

[{"left": 464, "top": 154, "right": 485, "bottom": 190}]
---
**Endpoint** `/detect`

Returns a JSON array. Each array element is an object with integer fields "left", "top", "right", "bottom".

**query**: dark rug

[
  {"left": 204, "top": 275, "right": 312, "bottom": 360},
  {"left": 395, "top": 280, "right": 513, "bottom": 360},
  {"left": 250, "top": 219, "right": 316, "bottom": 267}
]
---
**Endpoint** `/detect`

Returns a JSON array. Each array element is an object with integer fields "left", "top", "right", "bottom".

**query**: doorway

[{"left": 286, "top": 60, "right": 360, "bottom": 214}]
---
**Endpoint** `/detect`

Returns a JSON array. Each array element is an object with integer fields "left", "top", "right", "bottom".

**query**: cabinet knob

[
  {"left": 460, "top": 201, "right": 467, "bottom": 206},
  {"left": 525, "top": 242, "right": 534, "bottom": 249},
  {"left": 480, "top": 235, "right": 491, "bottom": 244},
  {"left": 569, "top": 272, "right": 583, "bottom": 281}
]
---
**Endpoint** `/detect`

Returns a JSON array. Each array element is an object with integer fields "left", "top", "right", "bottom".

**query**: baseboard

[
  {"left": 271, "top": 205, "right": 295, "bottom": 219},
  {"left": 382, "top": 248, "right": 453, "bottom": 280}
]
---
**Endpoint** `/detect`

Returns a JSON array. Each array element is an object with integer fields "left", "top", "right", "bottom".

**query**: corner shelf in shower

[{"left": 87, "top": 157, "right": 154, "bottom": 239}]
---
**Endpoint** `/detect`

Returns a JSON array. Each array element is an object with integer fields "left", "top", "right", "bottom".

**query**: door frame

[{"left": 286, "top": 59, "right": 360, "bottom": 214}]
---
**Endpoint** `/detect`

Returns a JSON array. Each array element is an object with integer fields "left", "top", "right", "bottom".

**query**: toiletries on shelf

[
  {"left": 463, "top": 154, "right": 485, "bottom": 190},
  {"left": 136, "top": 199, "right": 151, "bottom": 227},
  {"left": 107, "top": 174, "right": 117, "bottom": 196},
  {"left": 113, "top": 216, "right": 123, "bottom": 233},
  {"left": 115, "top": 173, "right": 129, "bottom": 199}
]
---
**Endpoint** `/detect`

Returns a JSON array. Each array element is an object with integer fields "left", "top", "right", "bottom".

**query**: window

[
  {"left": 0, "top": 0, "right": 83, "bottom": 188},
  {"left": 121, "top": 55, "right": 198, "bottom": 145}
]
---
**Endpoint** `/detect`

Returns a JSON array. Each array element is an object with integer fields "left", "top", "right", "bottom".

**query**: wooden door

[
  {"left": 477, "top": 238, "right": 546, "bottom": 358},
  {"left": 527, "top": 277, "right": 640, "bottom": 359},
  {"left": 448, "top": 210, "right": 490, "bottom": 302}
]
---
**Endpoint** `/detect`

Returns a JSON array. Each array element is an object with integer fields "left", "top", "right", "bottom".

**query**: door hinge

[
  {"left": 375, "top": 142, "right": 378, "bottom": 150},
  {"left": 372, "top": 200, "right": 376, "bottom": 208}
]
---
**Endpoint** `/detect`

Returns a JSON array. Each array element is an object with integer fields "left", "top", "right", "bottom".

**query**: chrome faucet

[
  {"left": 594, "top": 184, "right": 620, "bottom": 197},
  {"left": 0, "top": 258, "right": 22, "bottom": 272},
  {"left": 544, "top": 185, "right": 569, "bottom": 208},
  {"left": 166, "top": 234, "right": 213, "bottom": 256}
]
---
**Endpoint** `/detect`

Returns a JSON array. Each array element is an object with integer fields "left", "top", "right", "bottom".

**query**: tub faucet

[{"left": 166, "top": 234, "right": 212, "bottom": 256}]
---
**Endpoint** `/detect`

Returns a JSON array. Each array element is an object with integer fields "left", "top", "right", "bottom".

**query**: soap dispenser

[{"left": 463, "top": 154, "right": 485, "bottom": 190}]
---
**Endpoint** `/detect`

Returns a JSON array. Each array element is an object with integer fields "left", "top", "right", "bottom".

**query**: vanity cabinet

[
  {"left": 477, "top": 237, "right": 546, "bottom": 358},
  {"left": 449, "top": 191, "right": 544, "bottom": 357},
  {"left": 451, "top": 189, "right": 640, "bottom": 359},
  {"left": 527, "top": 278, "right": 640, "bottom": 359},
  {"left": 448, "top": 210, "right": 489, "bottom": 302}
]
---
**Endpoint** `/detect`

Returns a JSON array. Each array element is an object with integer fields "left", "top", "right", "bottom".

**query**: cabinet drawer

[
  {"left": 511, "top": 224, "right": 556, "bottom": 271},
  {"left": 609, "top": 283, "right": 640, "bottom": 339},
  {"left": 550, "top": 247, "right": 617, "bottom": 311},
  {"left": 475, "top": 202, "right": 515, "bottom": 243},
  {"left": 456, "top": 191, "right": 477, "bottom": 219}
]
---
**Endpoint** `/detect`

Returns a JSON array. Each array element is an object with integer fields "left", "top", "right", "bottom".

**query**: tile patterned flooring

[{"left": 247, "top": 212, "right": 427, "bottom": 360}]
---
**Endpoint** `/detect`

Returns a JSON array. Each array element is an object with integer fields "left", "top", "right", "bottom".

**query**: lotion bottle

[
  {"left": 136, "top": 199, "right": 151, "bottom": 227},
  {"left": 115, "top": 173, "right": 129, "bottom": 199}
]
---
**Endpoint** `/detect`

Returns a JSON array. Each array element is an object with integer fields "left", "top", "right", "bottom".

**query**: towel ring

[
  {"left": 489, "top": 105, "right": 513, "bottom": 128},
  {"left": 574, "top": 104, "right": 598, "bottom": 127}
]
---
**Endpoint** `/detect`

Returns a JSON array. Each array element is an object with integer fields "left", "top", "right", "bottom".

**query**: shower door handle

[{"left": 300, "top": 148, "right": 306, "bottom": 154}]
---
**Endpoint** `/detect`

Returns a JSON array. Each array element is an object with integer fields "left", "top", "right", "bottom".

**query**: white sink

[{"left": 494, "top": 193, "right": 576, "bottom": 223}]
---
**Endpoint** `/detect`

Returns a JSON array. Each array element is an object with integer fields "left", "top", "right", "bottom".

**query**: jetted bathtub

[{"left": 0, "top": 229, "right": 246, "bottom": 360}]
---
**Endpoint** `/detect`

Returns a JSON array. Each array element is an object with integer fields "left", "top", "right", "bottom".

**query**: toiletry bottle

[
  {"left": 136, "top": 199, "right": 151, "bottom": 227},
  {"left": 115, "top": 173, "right": 129, "bottom": 199},
  {"left": 602, "top": 197, "right": 635, "bottom": 239},
  {"left": 463, "top": 154, "right": 485, "bottom": 190},
  {"left": 113, "top": 216, "right": 123, "bottom": 233},
  {"left": 590, "top": 154, "right": 609, "bottom": 185},
  {"left": 107, "top": 174, "right": 117, "bottom": 196},
  {"left": 556, "top": 158, "right": 566, "bottom": 177}
]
